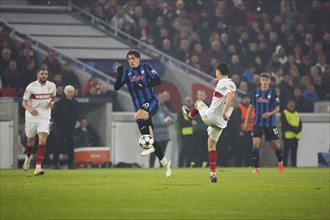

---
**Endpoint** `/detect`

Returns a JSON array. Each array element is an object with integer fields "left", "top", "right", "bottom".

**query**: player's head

[
  {"left": 197, "top": 89, "right": 206, "bottom": 101},
  {"left": 241, "top": 95, "right": 250, "bottom": 106},
  {"left": 36, "top": 68, "right": 48, "bottom": 84},
  {"left": 286, "top": 99, "right": 296, "bottom": 111},
  {"left": 215, "top": 62, "right": 229, "bottom": 78},
  {"left": 64, "top": 85, "right": 75, "bottom": 100},
  {"left": 127, "top": 50, "right": 141, "bottom": 68},
  {"left": 260, "top": 72, "right": 271, "bottom": 89}
]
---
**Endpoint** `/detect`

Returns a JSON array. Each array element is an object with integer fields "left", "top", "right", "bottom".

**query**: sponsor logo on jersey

[
  {"left": 131, "top": 75, "right": 144, "bottom": 82},
  {"left": 31, "top": 93, "right": 52, "bottom": 100},
  {"left": 257, "top": 97, "right": 268, "bottom": 103}
]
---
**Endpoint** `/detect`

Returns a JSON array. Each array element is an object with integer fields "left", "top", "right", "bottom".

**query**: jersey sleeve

[
  {"left": 217, "top": 80, "right": 236, "bottom": 96},
  {"left": 52, "top": 83, "right": 56, "bottom": 97},
  {"left": 23, "top": 84, "right": 32, "bottom": 100},
  {"left": 145, "top": 64, "right": 159, "bottom": 80},
  {"left": 273, "top": 89, "right": 280, "bottom": 106}
]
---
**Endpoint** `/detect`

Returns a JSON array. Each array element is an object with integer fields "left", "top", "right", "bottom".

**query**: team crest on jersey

[
  {"left": 268, "top": 94, "right": 271, "bottom": 99},
  {"left": 141, "top": 70, "right": 145, "bottom": 74},
  {"left": 47, "top": 87, "right": 52, "bottom": 92}
]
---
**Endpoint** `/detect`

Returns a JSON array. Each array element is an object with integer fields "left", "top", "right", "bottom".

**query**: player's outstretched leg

[
  {"left": 137, "top": 118, "right": 155, "bottom": 156},
  {"left": 252, "top": 148, "right": 260, "bottom": 174}
]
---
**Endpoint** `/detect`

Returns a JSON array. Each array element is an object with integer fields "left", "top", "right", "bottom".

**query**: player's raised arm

[
  {"left": 145, "top": 64, "right": 161, "bottom": 87},
  {"left": 114, "top": 65, "right": 125, "bottom": 91}
]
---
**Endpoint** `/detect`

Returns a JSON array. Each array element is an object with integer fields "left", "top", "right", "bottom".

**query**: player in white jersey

[
  {"left": 22, "top": 68, "right": 56, "bottom": 175},
  {"left": 182, "top": 63, "right": 236, "bottom": 183}
]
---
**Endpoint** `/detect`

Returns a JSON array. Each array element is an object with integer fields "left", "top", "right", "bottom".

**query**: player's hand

[
  {"left": 116, "top": 65, "right": 124, "bottom": 77},
  {"left": 262, "top": 112, "right": 271, "bottom": 118},
  {"left": 48, "top": 101, "right": 54, "bottom": 109},
  {"left": 28, "top": 108, "right": 38, "bottom": 116},
  {"left": 223, "top": 114, "right": 229, "bottom": 121}
]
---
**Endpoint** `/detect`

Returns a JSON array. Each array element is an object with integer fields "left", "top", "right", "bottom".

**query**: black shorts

[
  {"left": 139, "top": 99, "right": 158, "bottom": 117},
  {"left": 251, "top": 125, "right": 279, "bottom": 141}
]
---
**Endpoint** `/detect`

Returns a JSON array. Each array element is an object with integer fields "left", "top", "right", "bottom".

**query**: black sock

[
  {"left": 275, "top": 148, "right": 283, "bottom": 163},
  {"left": 153, "top": 140, "right": 164, "bottom": 161},
  {"left": 252, "top": 148, "right": 259, "bottom": 168},
  {"left": 136, "top": 119, "right": 152, "bottom": 135}
]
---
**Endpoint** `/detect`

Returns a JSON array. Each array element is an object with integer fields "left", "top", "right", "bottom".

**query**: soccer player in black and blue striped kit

[
  {"left": 244, "top": 72, "right": 284, "bottom": 174},
  {"left": 114, "top": 50, "right": 171, "bottom": 177}
]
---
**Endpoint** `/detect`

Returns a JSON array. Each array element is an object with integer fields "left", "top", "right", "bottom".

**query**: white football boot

[
  {"left": 164, "top": 160, "right": 172, "bottom": 177},
  {"left": 140, "top": 146, "right": 155, "bottom": 156},
  {"left": 23, "top": 155, "right": 32, "bottom": 171}
]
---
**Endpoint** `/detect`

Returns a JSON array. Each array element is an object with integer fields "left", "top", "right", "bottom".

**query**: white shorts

[
  {"left": 25, "top": 121, "right": 50, "bottom": 138},
  {"left": 196, "top": 101, "right": 227, "bottom": 141}
]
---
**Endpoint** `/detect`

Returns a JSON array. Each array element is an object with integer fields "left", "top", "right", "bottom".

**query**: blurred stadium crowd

[{"left": 1, "top": 0, "right": 329, "bottom": 113}]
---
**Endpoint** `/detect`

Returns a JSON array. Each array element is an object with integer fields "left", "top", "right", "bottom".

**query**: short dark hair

[
  {"left": 36, "top": 67, "right": 48, "bottom": 73},
  {"left": 260, "top": 72, "right": 271, "bottom": 79},
  {"left": 216, "top": 62, "right": 229, "bottom": 75},
  {"left": 126, "top": 50, "right": 141, "bottom": 59}
]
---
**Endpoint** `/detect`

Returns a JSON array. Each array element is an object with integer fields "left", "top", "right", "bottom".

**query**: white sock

[
  {"left": 160, "top": 157, "right": 168, "bottom": 166},
  {"left": 36, "top": 165, "right": 41, "bottom": 170},
  {"left": 210, "top": 172, "right": 216, "bottom": 176}
]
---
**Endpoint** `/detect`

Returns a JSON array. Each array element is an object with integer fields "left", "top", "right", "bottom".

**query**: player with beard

[{"left": 22, "top": 68, "right": 56, "bottom": 175}]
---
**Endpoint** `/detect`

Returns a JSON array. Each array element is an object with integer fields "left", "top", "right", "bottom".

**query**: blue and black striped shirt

[
  {"left": 116, "top": 64, "right": 160, "bottom": 112},
  {"left": 250, "top": 87, "right": 280, "bottom": 127}
]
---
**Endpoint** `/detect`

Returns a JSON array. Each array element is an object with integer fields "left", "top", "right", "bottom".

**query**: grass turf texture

[{"left": 1, "top": 168, "right": 329, "bottom": 220}]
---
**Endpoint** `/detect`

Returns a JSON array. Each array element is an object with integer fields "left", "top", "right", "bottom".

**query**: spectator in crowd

[
  {"left": 52, "top": 85, "right": 79, "bottom": 169},
  {"left": 18, "top": 38, "right": 36, "bottom": 60},
  {"left": 281, "top": 99, "right": 302, "bottom": 167},
  {"left": 0, "top": 48, "right": 12, "bottom": 74},
  {"left": 191, "top": 89, "right": 209, "bottom": 168},
  {"left": 288, "top": 87, "right": 310, "bottom": 113},
  {"left": 162, "top": 90, "right": 173, "bottom": 112},
  {"left": 81, "top": 74, "right": 100, "bottom": 96},
  {"left": 21, "top": 59, "right": 36, "bottom": 88},
  {"left": 84, "top": 85, "right": 101, "bottom": 97},
  {"left": 177, "top": 96, "right": 193, "bottom": 167},
  {"left": 74, "top": 117, "right": 99, "bottom": 148},
  {"left": 302, "top": 83, "right": 319, "bottom": 112},
  {"left": 62, "top": 62, "right": 81, "bottom": 95},
  {"left": 17, "top": 48, "right": 35, "bottom": 72},
  {"left": 232, "top": 95, "right": 255, "bottom": 167},
  {"left": 1, "top": 60, "right": 22, "bottom": 91},
  {"left": 321, "top": 65, "right": 330, "bottom": 100},
  {"left": 150, "top": 93, "right": 174, "bottom": 168},
  {"left": 110, "top": 5, "right": 134, "bottom": 31},
  {"left": 42, "top": 50, "right": 61, "bottom": 78}
]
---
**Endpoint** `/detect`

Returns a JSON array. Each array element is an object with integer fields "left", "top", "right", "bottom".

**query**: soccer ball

[{"left": 139, "top": 134, "right": 154, "bottom": 150}]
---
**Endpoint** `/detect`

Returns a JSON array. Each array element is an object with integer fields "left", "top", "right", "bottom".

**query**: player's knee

[
  {"left": 27, "top": 139, "right": 35, "bottom": 147},
  {"left": 135, "top": 110, "right": 149, "bottom": 120},
  {"left": 136, "top": 118, "right": 152, "bottom": 135}
]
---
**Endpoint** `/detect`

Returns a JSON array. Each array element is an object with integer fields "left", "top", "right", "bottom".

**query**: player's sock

[
  {"left": 275, "top": 148, "right": 283, "bottom": 163},
  {"left": 190, "top": 106, "right": 199, "bottom": 117},
  {"left": 36, "top": 144, "right": 46, "bottom": 166},
  {"left": 208, "top": 150, "right": 217, "bottom": 173},
  {"left": 26, "top": 143, "right": 32, "bottom": 157},
  {"left": 154, "top": 140, "right": 165, "bottom": 160},
  {"left": 136, "top": 118, "right": 152, "bottom": 135},
  {"left": 160, "top": 156, "right": 168, "bottom": 166},
  {"left": 252, "top": 148, "right": 260, "bottom": 168}
]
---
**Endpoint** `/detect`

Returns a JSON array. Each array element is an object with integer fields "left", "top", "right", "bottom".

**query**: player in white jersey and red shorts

[
  {"left": 182, "top": 63, "right": 236, "bottom": 183},
  {"left": 22, "top": 68, "right": 56, "bottom": 175}
]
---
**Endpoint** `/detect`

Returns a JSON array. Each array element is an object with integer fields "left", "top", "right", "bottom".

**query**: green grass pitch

[{"left": 1, "top": 168, "right": 329, "bottom": 220}]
